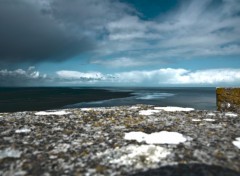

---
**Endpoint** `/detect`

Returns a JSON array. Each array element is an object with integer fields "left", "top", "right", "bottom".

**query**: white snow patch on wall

[
  {"left": 124, "top": 131, "right": 148, "bottom": 142},
  {"left": 154, "top": 106, "right": 194, "bottom": 112},
  {"left": 0, "top": 148, "right": 22, "bottom": 159},
  {"left": 232, "top": 137, "right": 240, "bottom": 149},
  {"left": 52, "top": 127, "right": 63, "bottom": 131},
  {"left": 207, "top": 113, "right": 215, "bottom": 116},
  {"left": 225, "top": 112, "right": 238, "bottom": 117},
  {"left": 203, "top": 118, "right": 216, "bottom": 122},
  {"left": 110, "top": 145, "right": 170, "bottom": 167},
  {"left": 51, "top": 143, "right": 71, "bottom": 154},
  {"left": 128, "top": 106, "right": 139, "bottom": 110},
  {"left": 35, "top": 110, "right": 70, "bottom": 116},
  {"left": 192, "top": 119, "right": 201, "bottom": 122},
  {"left": 15, "top": 128, "right": 31, "bottom": 133},
  {"left": 139, "top": 110, "right": 161, "bottom": 115},
  {"left": 81, "top": 108, "right": 92, "bottom": 111},
  {"left": 227, "top": 103, "right": 231, "bottom": 108},
  {"left": 81, "top": 108, "right": 115, "bottom": 112},
  {"left": 125, "top": 131, "right": 187, "bottom": 145}
]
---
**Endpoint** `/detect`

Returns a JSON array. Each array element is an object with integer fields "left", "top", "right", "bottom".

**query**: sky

[{"left": 0, "top": 0, "right": 240, "bottom": 87}]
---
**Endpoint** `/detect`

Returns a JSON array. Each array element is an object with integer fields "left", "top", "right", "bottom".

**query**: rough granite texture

[
  {"left": 217, "top": 88, "right": 240, "bottom": 113},
  {"left": 0, "top": 105, "right": 240, "bottom": 176}
]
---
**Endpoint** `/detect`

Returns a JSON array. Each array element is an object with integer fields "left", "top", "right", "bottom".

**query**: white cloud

[
  {"left": 107, "top": 16, "right": 151, "bottom": 41},
  {"left": 3, "top": 67, "right": 239, "bottom": 86},
  {"left": 91, "top": 57, "right": 153, "bottom": 67},
  {"left": 114, "top": 68, "right": 188, "bottom": 84},
  {"left": 114, "top": 68, "right": 240, "bottom": 85},
  {"left": 0, "top": 67, "right": 48, "bottom": 86},
  {"left": 94, "top": 0, "right": 240, "bottom": 67},
  {"left": 56, "top": 70, "right": 105, "bottom": 81},
  {"left": 55, "top": 68, "right": 240, "bottom": 86},
  {"left": 177, "top": 69, "right": 240, "bottom": 84}
]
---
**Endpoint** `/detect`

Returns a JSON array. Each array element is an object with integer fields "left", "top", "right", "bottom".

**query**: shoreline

[{"left": 0, "top": 105, "right": 239, "bottom": 175}]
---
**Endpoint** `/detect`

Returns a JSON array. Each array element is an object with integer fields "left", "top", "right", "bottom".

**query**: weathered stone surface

[
  {"left": 0, "top": 105, "right": 240, "bottom": 176},
  {"left": 216, "top": 88, "right": 240, "bottom": 113}
]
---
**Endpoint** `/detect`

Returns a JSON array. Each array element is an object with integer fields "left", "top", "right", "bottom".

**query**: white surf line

[
  {"left": 154, "top": 106, "right": 194, "bottom": 112},
  {"left": 35, "top": 110, "right": 70, "bottom": 116},
  {"left": 232, "top": 137, "right": 240, "bottom": 149},
  {"left": 124, "top": 131, "right": 187, "bottom": 145}
]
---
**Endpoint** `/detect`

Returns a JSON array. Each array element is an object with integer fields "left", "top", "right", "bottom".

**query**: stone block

[{"left": 216, "top": 88, "right": 240, "bottom": 113}]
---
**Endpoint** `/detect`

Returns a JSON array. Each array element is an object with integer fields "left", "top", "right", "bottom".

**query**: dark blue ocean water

[
  {"left": 0, "top": 87, "right": 216, "bottom": 112},
  {"left": 64, "top": 87, "right": 216, "bottom": 110}
]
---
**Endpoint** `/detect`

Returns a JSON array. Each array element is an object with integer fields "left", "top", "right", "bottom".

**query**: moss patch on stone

[{"left": 216, "top": 88, "right": 240, "bottom": 112}]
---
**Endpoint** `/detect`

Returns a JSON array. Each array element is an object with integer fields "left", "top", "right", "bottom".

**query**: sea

[
  {"left": 65, "top": 87, "right": 216, "bottom": 110},
  {"left": 0, "top": 87, "right": 216, "bottom": 112}
]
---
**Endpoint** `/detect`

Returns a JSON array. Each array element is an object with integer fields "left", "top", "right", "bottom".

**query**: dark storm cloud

[
  {"left": 0, "top": 0, "right": 94, "bottom": 64},
  {"left": 0, "top": 0, "right": 135, "bottom": 65},
  {"left": 49, "top": 0, "right": 134, "bottom": 29}
]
